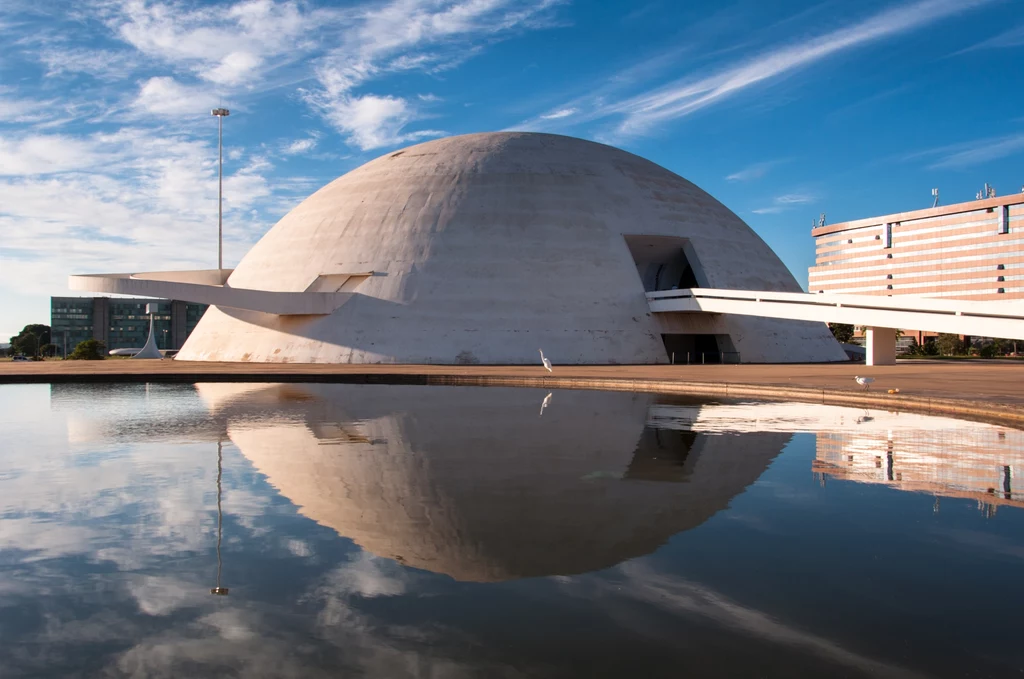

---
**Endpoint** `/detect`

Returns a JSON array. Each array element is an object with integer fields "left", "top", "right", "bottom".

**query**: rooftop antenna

[
  {"left": 931, "top": 188, "right": 939, "bottom": 208},
  {"left": 818, "top": 212, "right": 827, "bottom": 228},
  {"left": 987, "top": 184, "right": 996, "bottom": 198}
]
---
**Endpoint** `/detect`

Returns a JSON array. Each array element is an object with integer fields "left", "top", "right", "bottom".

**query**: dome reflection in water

[
  {"left": 198, "top": 383, "right": 790, "bottom": 582},
  {"left": 0, "top": 382, "right": 1022, "bottom": 678}
]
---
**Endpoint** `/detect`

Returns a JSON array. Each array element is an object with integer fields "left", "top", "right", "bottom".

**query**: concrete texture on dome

[
  {"left": 177, "top": 132, "right": 845, "bottom": 364},
  {"left": 198, "top": 383, "right": 790, "bottom": 582}
]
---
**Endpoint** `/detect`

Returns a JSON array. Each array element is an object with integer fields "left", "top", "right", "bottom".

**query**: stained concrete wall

[{"left": 178, "top": 132, "right": 846, "bottom": 364}]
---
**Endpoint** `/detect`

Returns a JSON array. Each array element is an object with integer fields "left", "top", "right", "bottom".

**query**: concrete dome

[
  {"left": 198, "top": 383, "right": 789, "bottom": 581},
  {"left": 178, "top": 132, "right": 844, "bottom": 364}
]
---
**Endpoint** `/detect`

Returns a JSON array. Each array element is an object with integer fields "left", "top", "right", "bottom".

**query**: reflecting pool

[{"left": 1, "top": 383, "right": 1023, "bottom": 678}]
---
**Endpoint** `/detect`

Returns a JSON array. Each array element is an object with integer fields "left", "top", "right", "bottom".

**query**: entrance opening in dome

[{"left": 624, "top": 235, "right": 707, "bottom": 292}]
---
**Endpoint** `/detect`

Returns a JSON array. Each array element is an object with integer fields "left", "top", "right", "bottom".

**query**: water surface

[{"left": 1, "top": 383, "right": 1022, "bottom": 678}]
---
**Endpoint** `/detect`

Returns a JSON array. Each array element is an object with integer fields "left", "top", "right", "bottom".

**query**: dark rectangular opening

[
  {"left": 624, "top": 235, "right": 707, "bottom": 292},
  {"left": 661, "top": 334, "right": 737, "bottom": 364}
]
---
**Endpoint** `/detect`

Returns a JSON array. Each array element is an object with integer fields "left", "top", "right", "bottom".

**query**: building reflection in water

[
  {"left": 46, "top": 384, "right": 1024, "bottom": 580},
  {"left": 196, "top": 383, "right": 791, "bottom": 582},
  {"left": 649, "top": 401, "right": 1024, "bottom": 516}
]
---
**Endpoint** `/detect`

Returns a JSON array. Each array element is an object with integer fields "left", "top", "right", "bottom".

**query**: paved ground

[{"left": 2, "top": 359, "right": 1023, "bottom": 406}]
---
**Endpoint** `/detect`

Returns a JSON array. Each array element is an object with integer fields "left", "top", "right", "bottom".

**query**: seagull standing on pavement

[
  {"left": 854, "top": 376, "right": 875, "bottom": 390},
  {"left": 539, "top": 349, "right": 553, "bottom": 372}
]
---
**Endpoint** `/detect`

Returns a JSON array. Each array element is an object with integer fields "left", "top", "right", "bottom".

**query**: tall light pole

[
  {"left": 211, "top": 108, "right": 230, "bottom": 273},
  {"left": 211, "top": 439, "right": 229, "bottom": 596}
]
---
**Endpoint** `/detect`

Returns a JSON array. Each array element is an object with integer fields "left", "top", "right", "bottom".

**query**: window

[
  {"left": 998, "top": 205, "right": 1009, "bottom": 234},
  {"left": 884, "top": 223, "right": 893, "bottom": 248}
]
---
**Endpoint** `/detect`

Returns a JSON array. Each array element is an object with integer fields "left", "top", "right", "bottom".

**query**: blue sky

[{"left": 1, "top": 0, "right": 1023, "bottom": 339}]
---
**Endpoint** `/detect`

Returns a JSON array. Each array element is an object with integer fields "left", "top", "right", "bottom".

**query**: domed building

[{"left": 168, "top": 132, "right": 844, "bottom": 364}]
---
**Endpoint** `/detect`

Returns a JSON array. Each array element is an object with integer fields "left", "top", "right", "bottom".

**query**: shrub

[
  {"left": 828, "top": 322, "right": 855, "bottom": 344},
  {"left": 67, "top": 339, "right": 106, "bottom": 360},
  {"left": 935, "top": 333, "right": 963, "bottom": 356}
]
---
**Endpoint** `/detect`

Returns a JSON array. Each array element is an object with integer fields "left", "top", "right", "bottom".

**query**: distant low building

[{"left": 50, "top": 297, "right": 207, "bottom": 355}]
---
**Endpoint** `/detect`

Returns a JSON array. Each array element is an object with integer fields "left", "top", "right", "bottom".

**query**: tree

[
  {"left": 38, "top": 343, "right": 58, "bottom": 358},
  {"left": 9, "top": 324, "right": 50, "bottom": 357},
  {"left": 828, "top": 323, "right": 854, "bottom": 344},
  {"left": 67, "top": 339, "right": 106, "bottom": 360},
  {"left": 935, "top": 333, "right": 963, "bottom": 357}
]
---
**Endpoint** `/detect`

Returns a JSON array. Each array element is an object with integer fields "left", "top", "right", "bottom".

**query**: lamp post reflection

[{"left": 211, "top": 439, "right": 229, "bottom": 596}]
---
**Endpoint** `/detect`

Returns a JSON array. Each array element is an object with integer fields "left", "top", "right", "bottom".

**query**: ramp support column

[{"left": 865, "top": 327, "right": 897, "bottom": 366}]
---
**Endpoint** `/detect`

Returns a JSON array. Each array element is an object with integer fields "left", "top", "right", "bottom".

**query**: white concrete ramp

[{"left": 648, "top": 288, "right": 1024, "bottom": 365}]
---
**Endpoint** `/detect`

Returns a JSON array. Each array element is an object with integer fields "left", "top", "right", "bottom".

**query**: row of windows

[
  {"left": 816, "top": 209, "right": 1024, "bottom": 251},
  {"left": 814, "top": 235, "right": 1024, "bottom": 267},
  {"left": 815, "top": 213, "right": 999, "bottom": 248},
  {"left": 811, "top": 262, "right": 1016, "bottom": 282},
  {"left": 817, "top": 282, "right": 1023, "bottom": 296},
  {"left": 817, "top": 220, "right": 1022, "bottom": 261},
  {"left": 110, "top": 315, "right": 172, "bottom": 321},
  {"left": 811, "top": 270, "right": 1022, "bottom": 286},
  {"left": 811, "top": 254, "right": 1019, "bottom": 278}
]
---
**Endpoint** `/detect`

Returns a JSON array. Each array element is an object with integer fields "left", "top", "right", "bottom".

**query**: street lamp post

[{"left": 211, "top": 108, "right": 230, "bottom": 273}]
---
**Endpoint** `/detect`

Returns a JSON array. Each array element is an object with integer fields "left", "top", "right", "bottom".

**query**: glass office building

[{"left": 50, "top": 297, "right": 208, "bottom": 356}]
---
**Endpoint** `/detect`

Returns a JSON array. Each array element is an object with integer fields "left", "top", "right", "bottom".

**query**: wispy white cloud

[
  {"left": 726, "top": 160, "right": 783, "bottom": 182},
  {"left": 564, "top": 563, "right": 927, "bottom": 679},
  {"left": 956, "top": 23, "right": 1024, "bottom": 53},
  {"left": 132, "top": 76, "right": 217, "bottom": 116},
  {"left": 282, "top": 135, "right": 320, "bottom": 155},
  {"left": 925, "top": 133, "right": 1024, "bottom": 169},
  {"left": 104, "top": 0, "right": 321, "bottom": 87},
  {"left": 0, "top": 134, "right": 110, "bottom": 175},
  {"left": 39, "top": 46, "right": 137, "bottom": 81},
  {"left": 302, "top": 87, "right": 444, "bottom": 151},
  {"left": 303, "top": 0, "right": 565, "bottom": 149},
  {"left": 523, "top": 0, "right": 996, "bottom": 138},
  {"left": 539, "top": 107, "right": 577, "bottom": 120},
  {"left": 752, "top": 192, "right": 814, "bottom": 214}
]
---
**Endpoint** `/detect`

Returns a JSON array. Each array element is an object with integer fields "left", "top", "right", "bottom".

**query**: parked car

[{"left": 11, "top": 355, "right": 30, "bottom": 362}]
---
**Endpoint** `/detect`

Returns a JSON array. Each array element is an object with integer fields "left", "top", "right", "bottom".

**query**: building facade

[
  {"left": 808, "top": 192, "right": 1024, "bottom": 344},
  {"left": 50, "top": 297, "right": 207, "bottom": 355}
]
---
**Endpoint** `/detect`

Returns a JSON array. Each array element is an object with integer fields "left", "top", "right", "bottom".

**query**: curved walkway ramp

[
  {"left": 649, "top": 288, "right": 1024, "bottom": 365},
  {"left": 68, "top": 270, "right": 372, "bottom": 316}
]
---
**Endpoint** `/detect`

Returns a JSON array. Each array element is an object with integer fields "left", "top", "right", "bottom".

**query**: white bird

[
  {"left": 539, "top": 349, "right": 552, "bottom": 372},
  {"left": 854, "top": 376, "right": 875, "bottom": 390},
  {"left": 539, "top": 392, "right": 553, "bottom": 416}
]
